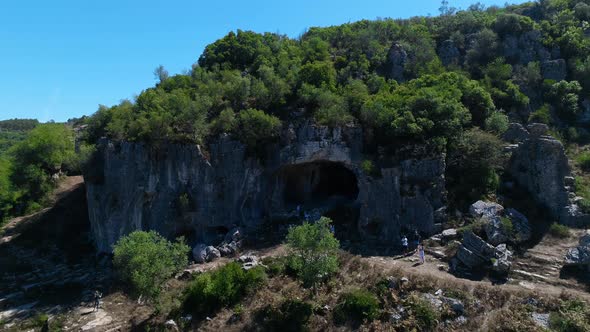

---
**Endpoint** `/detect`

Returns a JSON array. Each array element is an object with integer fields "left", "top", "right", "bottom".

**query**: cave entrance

[{"left": 281, "top": 161, "right": 359, "bottom": 209}]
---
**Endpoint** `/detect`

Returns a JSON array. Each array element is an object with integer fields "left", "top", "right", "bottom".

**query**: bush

[
  {"left": 333, "top": 289, "right": 380, "bottom": 326},
  {"left": 499, "top": 217, "right": 514, "bottom": 237},
  {"left": 407, "top": 295, "right": 440, "bottom": 330},
  {"left": 446, "top": 128, "right": 506, "bottom": 208},
  {"left": 183, "top": 262, "right": 266, "bottom": 317},
  {"left": 255, "top": 299, "right": 314, "bottom": 332},
  {"left": 529, "top": 104, "right": 552, "bottom": 124},
  {"left": 237, "top": 108, "right": 282, "bottom": 148},
  {"left": 549, "top": 299, "right": 590, "bottom": 332},
  {"left": 360, "top": 159, "right": 380, "bottom": 177},
  {"left": 576, "top": 152, "right": 590, "bottom": 172},
  {"left": 286, "top": 217, "right": 340, "bottom": 289},
  {"left": 485, "top": 110, "right": 509, "bottom": 135},
  {"left": 314, "top": 105, "right": 354, "bottom": 127},
  {"left": 575, "top": 176, "right": 590, "bottom": 213},
  {"left": 261, "top": 256, "right": 289, "bottom": 277},
  {"left": 113, "top": 231, "right": 189, "bottom": 300},
  {"left": 549, "top": 223, "right": 570, "bottom": 238},
  {"left": 8, "top": 124, "right": 76, "bottom": 212},
  {"left": 549, "top": 81, "right": 582, "bottom": 120},
  {"left": 458, "top": 219, "right": 486, "bottom": 237}
]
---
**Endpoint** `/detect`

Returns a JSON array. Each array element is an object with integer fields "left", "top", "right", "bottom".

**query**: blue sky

[{"left": 0, "top": 0, "right": 527, "bottom": 122}]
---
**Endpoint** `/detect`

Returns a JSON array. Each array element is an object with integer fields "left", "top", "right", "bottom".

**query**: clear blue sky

[{"left": 0, "top": 0, "right": 527, "bottom": 122}]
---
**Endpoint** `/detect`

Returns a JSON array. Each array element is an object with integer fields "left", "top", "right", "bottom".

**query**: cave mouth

[{"left": 281, "top": 161, "right": 359, "bottom": 209}]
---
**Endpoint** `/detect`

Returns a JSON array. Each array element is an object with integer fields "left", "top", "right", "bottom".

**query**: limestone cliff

[
  {"left": 85, "top": 122, "right": 446, "bottom": 252},
  {"left": 507, "top": 123, "right": 590, "bottom": 226}
]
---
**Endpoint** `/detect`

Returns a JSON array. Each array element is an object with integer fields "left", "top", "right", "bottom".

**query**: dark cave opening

[{"left": 281, "top": 161, "right": 359, "bottom": 208}]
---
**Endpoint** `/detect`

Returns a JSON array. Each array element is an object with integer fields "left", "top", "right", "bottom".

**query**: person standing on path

[
  {"left": 401, "top": 236, "right": 409, "bottom": 253},
  {"left": 417, "top": 244, "right": 425, "bottom": 265},
  {"left": 93, "top": 290, "right": 102, "bottom": 311}
]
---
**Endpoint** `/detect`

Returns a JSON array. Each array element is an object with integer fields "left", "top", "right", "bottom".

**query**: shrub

[
  {"left": 549, "top": 81, "right": 582, "bottom": 120},
  {"left": 549, "top": 223, "right": 570, "bottom": 238},
  {"left": 113, "top": 231, "right": 189, "bottom": 300},
  {"left": 500, "top": 217, "right": 514, "bottom": 237},
  {"left": 576, "top": 152, "right": 590, "bottom": 172},
  {"left": 333, "top": 289, "right": 380, "bottom": 326},
  {"left": 255, "top": 299, "right": 314, "bottom": 331},
  {"left": 314, "top": 105, "right": 354, "bottom": 127},
  {"left": 261, "top": 256, "right": 288, "bottom": 277},
  {"left": 406, "top": 294, "right": 440, "bottom": 331},
  {"left": 286, "top": 217, "right": 340, "bottom": 289},
  {"left": 529, "top": 104, "right": 552, "bottom": 124},
  {"left": 485, "top": 110, "right": 509, "bottom": 135},
  {"left": 360, "top": 159, "right": 380, "bottom": 177},
  {"left": 458, "top": 219, "right": 486, "bottom": 236},
  {"left": 446, "top": 128, "right": 506, "bottom": 208},
  {"left": 575, "top": 176, "right": 590, "bottom": 213},
  {"left": 212, "top": 108, "right": 237, "bottom": 134},
  {"left": 237, "top": 108, "right": 282, "bottom": 149},
  {"left": 549, "top": 299, "right": 590, "bottom": 332},
  {"left": 183, "top": 262, "right": 266, "bottom": 317}
]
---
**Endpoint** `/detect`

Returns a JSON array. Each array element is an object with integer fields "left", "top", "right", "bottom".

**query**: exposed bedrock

[
  {"left": 85, "top": 122, "right": 446, "bottom": 253},
  {"left": 507, "top": 123, "right": 590, "bottom": 227}
]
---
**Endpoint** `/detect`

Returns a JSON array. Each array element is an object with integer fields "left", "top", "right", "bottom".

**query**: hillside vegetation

[
  {"left": 0, "top": 122, "right": 86, "bottom": 224},
  {"left": 76, "top": 0, "right": 590, "bottom": 210}
]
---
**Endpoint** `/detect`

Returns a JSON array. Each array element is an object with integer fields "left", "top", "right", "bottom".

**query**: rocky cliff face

[
  {"left": 507, "top": 123, "right": 590, "bottom": 227},
  {"left": 86, "top": 123, "right": 446, "bottom": 252}
]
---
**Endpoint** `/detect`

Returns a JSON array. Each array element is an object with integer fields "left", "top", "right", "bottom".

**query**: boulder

[
  {"left": 484, "top": 217, "right": 510, "bottom": 246},
  {"left": 531, "top": 313, "right": 550, "bottom": 329},
  {"left": 224, "top": 227, "right": 242, "bottom": 243},
  {"left": 164, "top": 319, "right": 179, "bottom": 332},
  {"left": 442, "top": 228, "right": 458, "bottom": 240},
  {"left": 421, "top": 293, "right": 443, "bottom": 309},
  {"left": 526, "top": 123, "right": 549, "bottom": 137},
  {"left": 491, "top": 243, "right": 513, "bottom": 275},
  {"left": 238, "top": 254, "right": 259, "bottom": 270},
  {"left": 564, "top": 233, "right": 590, "bottom": 269},
  {"left": 441, "top": 297, "right": 465, "bottom": 315},
  {"left": 205, "top": 246, "right": 221, "bottom": 261},
  {"left": 218, "top": 240, "right": 240, "bottom": 257},
  {"left": 502, "top": 123, "right": 530, "bottom": 143},
  {"left": 469, "top": 201, "right": 504, "bottom": 219},
  {"left": 192, "top": 244, "right": 208, "bottom": 264},
  {"left": 456, "top": 231, "right": 495, "bottom": 268},
  {"left": 506, "top": 208, "right": 531, "bottom": 242}
]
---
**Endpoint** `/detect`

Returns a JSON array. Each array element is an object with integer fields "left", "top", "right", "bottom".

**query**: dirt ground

[{"left": 1, "top": 176, "right": 589, "bottom": 331}]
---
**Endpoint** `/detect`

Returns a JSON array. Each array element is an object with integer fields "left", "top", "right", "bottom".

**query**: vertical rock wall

[{"left": 85, "top": 123, "right": 447, "bottom": 252}]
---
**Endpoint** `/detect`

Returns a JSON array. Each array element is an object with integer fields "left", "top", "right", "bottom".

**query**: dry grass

[{"left": 140, "top": 249, "right": 590, "bottom": 331}]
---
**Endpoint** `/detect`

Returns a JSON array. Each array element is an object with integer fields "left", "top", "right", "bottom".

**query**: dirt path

[
  {"left": 510, "top": 229, "right": 588, "bottom": 290},
  {"left": 1, "top": 176, "right": 84, "bottom": 244},
  {"left": 255, "top": 243, "right": 590, "bottom": 301}
]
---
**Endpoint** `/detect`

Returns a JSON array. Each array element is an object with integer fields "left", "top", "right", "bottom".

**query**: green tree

[
  {"left": 493, "top": 13, "right": 534, "bottom": 37},
  {"left": 286, "top": 217, "right": 340, "bottom": 289},
  {"left": 548, "top": 80, "right": 582, "bottom": 120},
  {"left": 9, "top": 124, "right": 76, "bottom": 206},
  {"left": 485, "top": 110, "right": 509, "bottom": 135},
  {"left": 299, "top": 61, "right": 337, "bottom": 89},
  {"left": 446, "top": 128, "right": 506, "bottom": 208},
  {"left": 113, "top": 231, "right": 189, "bottom": 300},
  {"left": 237, "top": 108, "right": 282, "bottom": 148}
]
